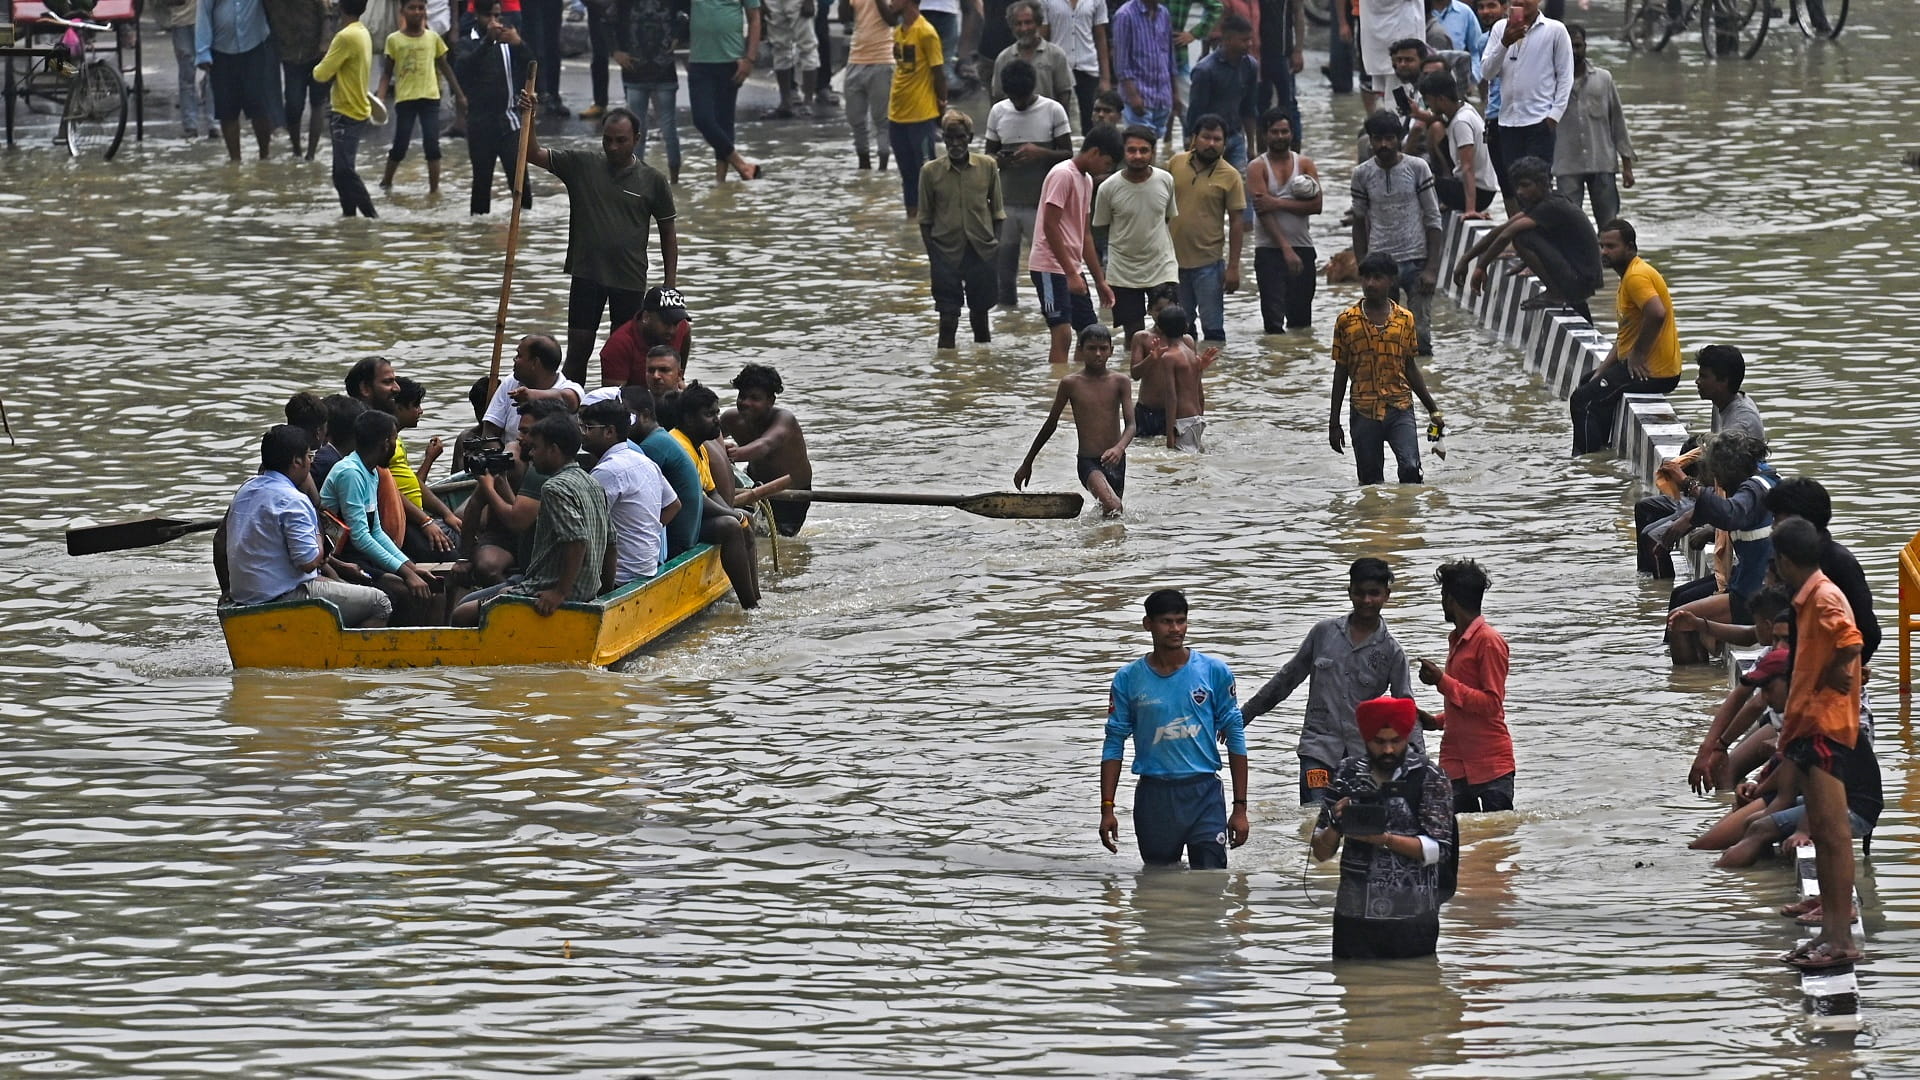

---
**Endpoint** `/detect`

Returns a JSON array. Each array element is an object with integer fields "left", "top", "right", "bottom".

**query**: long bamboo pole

[{"left": 486, "top": 62, "right": 541, "bottom": 405}]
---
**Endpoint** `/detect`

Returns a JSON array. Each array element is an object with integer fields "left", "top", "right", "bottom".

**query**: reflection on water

[{"left": 1, "top": 2, "right": 1919, "bottom": 1073}]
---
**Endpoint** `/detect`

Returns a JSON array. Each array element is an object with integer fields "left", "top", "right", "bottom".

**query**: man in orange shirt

[
  {"left": 1416, "top": 559, "right": 1513, "bottom": 814},
  {"left": 1772, "top": 517, "right": 1866, "bottom": 971}
]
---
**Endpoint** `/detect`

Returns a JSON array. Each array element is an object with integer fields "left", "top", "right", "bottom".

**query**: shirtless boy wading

[{"left": 1013, "top": 324, "right": 1136, "bottom": 515}]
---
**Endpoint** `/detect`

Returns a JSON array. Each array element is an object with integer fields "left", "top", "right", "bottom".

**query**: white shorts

[{"left": 1173, "top": 415, "right": 1206, "bottom": 453}]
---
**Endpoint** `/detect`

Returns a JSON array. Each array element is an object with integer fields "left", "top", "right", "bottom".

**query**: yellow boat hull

[{"left": 219, "top": 545, "right": 732, "bottom": 670}]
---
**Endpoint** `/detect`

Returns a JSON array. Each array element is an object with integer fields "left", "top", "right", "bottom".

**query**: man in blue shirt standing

[
  {"left": 1101, "top": 588, "right": 1250, "bottom": 868},
  {"left": 197, "top": 0, "right": 284, "bottom": 161}
]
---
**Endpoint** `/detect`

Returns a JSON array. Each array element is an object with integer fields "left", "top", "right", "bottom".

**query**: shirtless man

[
  {"left": 1144, "top": 304, "right": 1219, "bottom": 452},
  {"left": 721, "top": 363, "right": 813, "bottom": 536},
  {"left": 1013, "top": 324, "right": 1135, "bottom": 515},
  {"left": 1126, "top": 283, "right": 1181, "bottom": 440}
]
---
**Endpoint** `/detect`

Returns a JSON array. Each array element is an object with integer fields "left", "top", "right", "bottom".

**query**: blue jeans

[
  {"left": 169, "top": 25, "right": 209, "bottom": 137},
  {"left": 624, "top": 80, "right": 681, "bottom": 176},
  {"left": 889, "top": 118, "right": 939, "bottom": 211},
  {"left": 1223, "top": 130, "right": 1248, "bottom": 170},
  {"left": 328, "top": 110, "right": 376, "bottom": 217},
  {"left": 922, "top": 10, "right": 961, "bottom": 70},
  {"left": 1350, "top": 406, "right": 1421, "bottom": 484},
  {"left": 280, "top": 58, "right": 327, "bottom": 139},
  {"left": 1393, "top": 258, "right": 1432, "bottom": 355},
  {"left": 1123, "top": 101, "right": 1171, "bottom": 138},
  {"left": 686, "top": 61, "right": 741, "bottom": 162},
  {"left": 1178, "top": 261, "right": 1226, "bottom": 341}
]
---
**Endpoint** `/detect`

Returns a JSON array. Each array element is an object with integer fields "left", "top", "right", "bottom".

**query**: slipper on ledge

[
  {"left": 1779, "top": 897, "right": 1822, "bottom": 918},
  {"left": 1795, "top": 904, "right": 1858, "bottom": 927},
  {"left": 1779, "top": 942, "right": 1865, "bottom": 970}
]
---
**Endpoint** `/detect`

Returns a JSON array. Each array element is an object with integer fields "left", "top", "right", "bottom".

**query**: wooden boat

[{"left": 218, "top": 544, "right": 732, "bottom": 670}]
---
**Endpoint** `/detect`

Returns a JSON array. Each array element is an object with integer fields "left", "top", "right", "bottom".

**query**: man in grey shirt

[
  {"left": 1633, "top": 344, "right": 1765, "bottom": 577},
  {"left": 1352, "top": 109, "right": 1444, "bottom": 355},
  {"left": 1244, "top": 558, "right": 1422, "bottom": 804},
  {"left": 992, "top": 1, "right": 1077, "bottom": 123}
]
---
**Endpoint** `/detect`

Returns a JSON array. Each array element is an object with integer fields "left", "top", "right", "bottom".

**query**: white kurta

[{"left": 1358, "top": 0, "right": 1426, "bottom": 82}]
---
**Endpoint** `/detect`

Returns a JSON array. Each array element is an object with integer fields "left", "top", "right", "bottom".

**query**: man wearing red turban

[{"left": 1308, "top": 694, "right": 1454, "bottom": 959}]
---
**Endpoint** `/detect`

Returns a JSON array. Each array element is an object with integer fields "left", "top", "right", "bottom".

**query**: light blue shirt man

[
  {"left": 226, "top": 470, "right": 321, "bottom": 606},
  {"left": 320, "top": 451, "right": 409, "bottom": 574},
  {"left": 1432, "top": 0, "right": 1485, "bottom": 80},
  {"left": 1104, "top": 651, "right": 1247, "bottom": 777},
  {"left": 196, "top": 0, "right": 273, "bottom": 66}
]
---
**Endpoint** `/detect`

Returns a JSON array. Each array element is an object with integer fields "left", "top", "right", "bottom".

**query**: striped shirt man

[{"left": 1111, "top": 0, "right": 1174, "bottom": 115}]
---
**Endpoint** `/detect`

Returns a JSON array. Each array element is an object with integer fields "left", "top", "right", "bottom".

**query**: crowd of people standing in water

[{"left": 198, "top": 0, "right": 1884, "bottom": 969}]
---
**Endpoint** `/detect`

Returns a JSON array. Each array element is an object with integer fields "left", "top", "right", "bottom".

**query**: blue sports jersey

[{"left": 1104, "top": 650, "right": 1248, "bottom": 777}]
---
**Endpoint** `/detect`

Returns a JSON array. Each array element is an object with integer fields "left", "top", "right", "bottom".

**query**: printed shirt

[
  {"left": 889, "top": 16, "right": 945, "bottom": 124},
  {"left": 1350, "top": 154, "right": 1440, "bottom": 263},
  {"left": 1247, "top": 614, "right": 1419, "bottom": 767},
  {"left": 545, "top": 149, "right": 675, "bottom": 292},
  {"left": 320, "top": 452, "right": 408, "bottom": 573},
  {"left": 1039, "top": 0, "right": 1109, "bottom": 75},
  {"left": 613, "top": 0, "right": 679, "bottom": 84},
  {"left": 1167, "top": 150, "right": 1246, "bottom": 270},
  {"left": 1432, "top": 616, "right": 1512, "bottom": 784},
  {"left": 1782, "top": 570, "right": 1864, "bottom": 748},
  {"left": 1028, "top": 158, "right": 1093, "bottom": 275},
  {"left": 508, "top": 463, "right": 614, "bottom": 601},
  {"left": 197, "top": 0, "right": 273, "bottom": 62},
  {"left": 1332, "top": 301, "right": 1418, "bottom": 421},
  {"left": 313, "top": 22, "right": 373, "bottom": 120},
  {"left": 385, "top": 29, "right": 448, "bottom": 102},
  {"left": 1104, "top": 650, "right": 1247, "bottom": 777},
  {"left": 690, "top": 0, "right": 760, "bottom": 63},
  {"left": 637, "top": 430, "right": 704, "bottom": 555},
  {"left": 1091, "top": 167, "right": 1179, "bottom": 288},
  {"left": 1111, "top": 0, "right": 1174, "bottom": 113},
  {"left": 225, "top": 471, "right": 321, "bottom": 605},
  {"left": 1615, "top": 256, "right": 1681, "bottom": 379},
  {"left": 1315, "top": 750, "right": 1453, "bottom": 921},
  {"left": 593, "top": 440, "right": 675, "bottom": 583},
  {"left": 984, "top": 96, "right": 1072, "bottom": 208},
  {"left": 921, "top": 153, "right": 1005, "bottom": 262},
  {"left": 1479, "top": 12, "right": 1571, "bottom": 127}
]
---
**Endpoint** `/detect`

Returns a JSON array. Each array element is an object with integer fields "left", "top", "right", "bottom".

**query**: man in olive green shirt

[
  {"left": 518, "top": 99, "right": 680, "bottom": 385},
  {"left": 1167, "top": 116, "right": 1246, "bottom": 342},
  {"left": 920, "top": 111, "right": 1005, "bottom": 349}
]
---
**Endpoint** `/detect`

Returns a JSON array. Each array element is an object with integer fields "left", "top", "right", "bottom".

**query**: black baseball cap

[{"left": 643, "top": 286, "right": 688, "bottom": 325}]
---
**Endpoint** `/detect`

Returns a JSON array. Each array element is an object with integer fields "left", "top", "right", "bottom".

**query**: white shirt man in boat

[
  {"left": 579, "top": 398, "right": 680, "bottom": 587},
  {"left": 223, "top": 425, "right": 394, "bottom": 627},
  {"left": 479, "top": 334, "right": 587, "bottom": 450},
  {"left": 453, "top": 412, "right": 617, "bottom": 625},
  {"left": 720, "top": 363, "right": 812, "bottom": 537}
]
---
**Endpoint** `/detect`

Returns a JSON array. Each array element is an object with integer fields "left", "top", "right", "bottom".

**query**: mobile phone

[{"left": 1392, "top": 87, "right": 1411, "bottom": 115}]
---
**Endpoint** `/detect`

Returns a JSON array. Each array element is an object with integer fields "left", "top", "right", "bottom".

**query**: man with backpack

[{"left": 1310, "top": 696, "right": 1456, "bottom": 959}]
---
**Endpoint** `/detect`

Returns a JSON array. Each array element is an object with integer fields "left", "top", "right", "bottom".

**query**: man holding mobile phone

[{"left": 1479, "top": 0, "right": 1570, "bottom": 181}]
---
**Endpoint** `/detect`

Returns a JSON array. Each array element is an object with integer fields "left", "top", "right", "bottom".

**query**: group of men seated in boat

[{"left": 217, "top": 287, "right": 812, "bottom": 627}]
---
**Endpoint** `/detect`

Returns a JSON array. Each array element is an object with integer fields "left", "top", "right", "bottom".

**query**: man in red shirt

[
  {"left": 1416, "top": 559, "right": 1513, "bottom": 814},
  {"left": 598, "top": 286, "right": 694, "bottom": 387},
  {"left": 1772, "top": 516, "right": 1866, "bottom": 971}
]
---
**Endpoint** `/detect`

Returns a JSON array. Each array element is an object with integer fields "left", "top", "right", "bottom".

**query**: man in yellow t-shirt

[
  {"left": 1569, "top": 218, "right": 1681, "bottom": 455},
  {"left": 884, "top": 0, "right": 947, "bottom": 219},
  {"left": 312, "top": 0, "right": 378, "bottom": 218}
]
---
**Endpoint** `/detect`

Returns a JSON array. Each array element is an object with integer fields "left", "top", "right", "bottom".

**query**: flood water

[{"left": 3, "top": 2, "right": 1919, "bottom": 1074}]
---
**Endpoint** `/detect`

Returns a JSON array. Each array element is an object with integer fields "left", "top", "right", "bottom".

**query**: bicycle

[
  {"left": 1781, "top": 0, "right": 1846, "bottom": 40},
  {"left": 1624, "top": 0, "right": 1769, "bottom": 60},
  {"left": 15, "top": 10, "right": 127, "bottom": 158}
]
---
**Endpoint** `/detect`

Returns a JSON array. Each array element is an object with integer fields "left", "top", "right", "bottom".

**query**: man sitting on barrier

[
  {"left": 1450, "top": 155, "right": 1599, "bottom": 320},
  {"left": 1568, "top": 216, "right": 1680, "bottom": 455},
  {"left": 1633, "top": 344, "right": 1767, "bottom": 578},
  {"left": 1661, "top": 433, "right": 1774, "bottom": 664}
]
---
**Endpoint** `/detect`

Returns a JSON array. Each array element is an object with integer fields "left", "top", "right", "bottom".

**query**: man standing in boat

[{"left": 1100, "top": 589, "right": 1250, "bottom": 869}]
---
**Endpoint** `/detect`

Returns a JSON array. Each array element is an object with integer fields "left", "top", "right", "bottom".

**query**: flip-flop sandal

[
  {"left": 1780, "top": 943, "right": 1864, "bottom": 970},
  {"left": 1796, "top": 905, "right": 1857, "bottom": 926},
  {"left": 1779, "top": 897, "right": 1822, "bottom": 918}
]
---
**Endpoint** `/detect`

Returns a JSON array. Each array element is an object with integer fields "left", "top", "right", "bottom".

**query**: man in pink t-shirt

[{"left": 1029, "top": 125, "right": 1122, "bottom": 365}]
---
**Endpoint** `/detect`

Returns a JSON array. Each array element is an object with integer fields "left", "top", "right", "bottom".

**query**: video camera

[
  {"left": 1331, "top": 774, "right": 1391, "bottom": 835},
  {"left": 463, "top": 435, "right": 515, "bottom": 476}
]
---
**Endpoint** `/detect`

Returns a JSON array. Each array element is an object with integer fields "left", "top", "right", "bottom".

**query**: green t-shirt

[
  {"left": 544, "top": 148, "right": 677, "bottom": 292},
  {"left": 689, "top": 0, "right": 761, "bottom": 64}
]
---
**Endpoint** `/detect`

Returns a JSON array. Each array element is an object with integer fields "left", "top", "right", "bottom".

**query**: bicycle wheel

[
  {"left": 64, "top": 58, "right": 127, "bottom": 160},
  {"left": 1625, "top": 0, "right": 1676, "bottom": 51},
  {"left": 1302, "top": 0, "right": 1330, "bottom": 27},
  {"left": 1820, "top": 0, "right": 1847, "bottom": 38},
  {"left": 1700, "top": 0, "right": 1768, "bottom": 59}
]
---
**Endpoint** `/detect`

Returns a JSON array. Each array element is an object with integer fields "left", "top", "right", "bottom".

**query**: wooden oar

[
  {"left": 485, "top": 63, "right": 541, "bottom": 405},
  {"left": 770, "top": 488, "right": 1084, "bottom": 520},
  {"left": 67, "top": 516, "right": 222, "bottom": 556},
  {"left": 0, "top": 392, "right": 14, "bottom": 446},
  {"left": 731, "top": 475, "right": 792, "bottom": 507}
]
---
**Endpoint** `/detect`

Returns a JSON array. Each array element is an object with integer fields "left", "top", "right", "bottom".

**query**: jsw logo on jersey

[{"left": 1151, "top": 719, "right": 1203, "bottom": 745}]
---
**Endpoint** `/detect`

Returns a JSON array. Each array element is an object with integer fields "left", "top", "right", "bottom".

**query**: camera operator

[
  {"left": 1310, "top": 696, "right": 1454, "bottom": 960},
  {"left": 463, "top": 398, "right": 574, "bottom": 587}
]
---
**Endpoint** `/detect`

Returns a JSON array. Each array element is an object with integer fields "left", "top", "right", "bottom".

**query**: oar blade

[
  {"left": 65, "top": 517, "right": 219, "bottom": 556},
  {"left": 952, "top": 491, "right": 1084, "bottom": 519}
]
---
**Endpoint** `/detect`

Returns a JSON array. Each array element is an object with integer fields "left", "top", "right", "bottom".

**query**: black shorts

[
  {"left": 568, "top": 277, "right": 646, "bottom": 334},
  {"left": 210, "top": 41, "right": 285, "bottom": 125},
  {"left": 1135, "top": 402, "right": 1167, "bottom": 439},
  {"left": 1133, "top": 773, "right": 1228, "bottom": 869},
  {"left": 1075, "top": 454, "right": 1125, "bottom": 497},
  {"left": 1783, "top": 733, "right": 1863, "bottom": 782},
  {"left": 768, "top": 498, "right": 808, "bottom": 537},
  {"left": 1452, "top": 772, "right": 1515, "bottom": 814},
  {"left": 1111, "top": 283, "right": 1173, "bottom": 329},
  {"left": 1332, "top": 913, "right": 1439, "bottom": 960}
]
